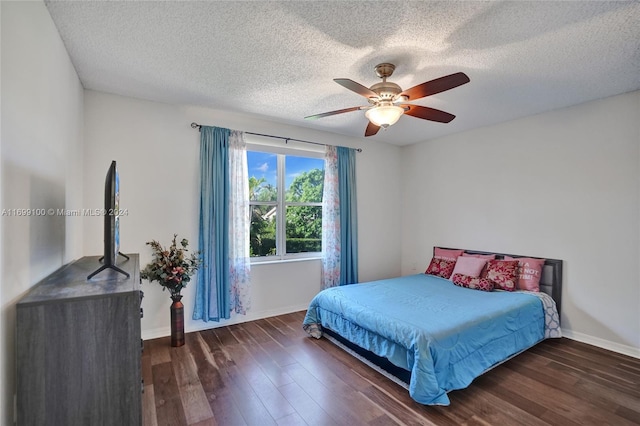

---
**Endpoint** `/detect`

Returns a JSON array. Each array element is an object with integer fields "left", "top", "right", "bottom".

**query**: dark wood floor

[{"left": 142, "top": 311, "right": 640, "bottom": 426}]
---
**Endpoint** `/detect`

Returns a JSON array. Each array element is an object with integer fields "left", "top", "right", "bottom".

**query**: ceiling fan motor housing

[
  {"left": 369, "top": 81, "right": 402, "bottom": 101},
  {"left": 369, "top": 63, "right": 402, "bottom": 102}
]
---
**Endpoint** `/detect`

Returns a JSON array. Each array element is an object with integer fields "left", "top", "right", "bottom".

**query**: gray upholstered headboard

[{"left": 434, "top": 247, "right": 563, "bottom": 319}]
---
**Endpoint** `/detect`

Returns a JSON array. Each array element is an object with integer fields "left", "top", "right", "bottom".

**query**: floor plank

[
  {"left": 144, "top": 312, "right": 640, "bottom": 426},
  {"left": 186, "top": 332, "right": 246, "bottom": 426},
  {"left": 277, "top": 381, "right": 338, "bottom": 426},
  {"left": 224, "top": 343, "right": 297, "bottom": 421},
  {"left": 142, "top": 385, "right": 158, "bottom": 426},
  {"left": 170, "top": 345, "right": 214, "bottom": 425},
  {"left": 152, "top": 362, "right": 187, "bottom": 426}
]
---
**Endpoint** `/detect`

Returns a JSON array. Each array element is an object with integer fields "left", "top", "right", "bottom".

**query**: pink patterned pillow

[
  {"left": 505, "top": 256, "right": 546, "bottom": 292},
  {"left": 449, "top": 256, "right": 487, "bottom": 280},
  {"left": 425, "top": 257, "right": 456, "bottom": 279},
  {"left": 485, "top": 260, "right": 519, "bottom": 291},
  {"left": 434, "top": 248, "right": 464, "bottom": 261},
  {"left": 452, "top": 273, "right": 494, "bottom": 291}
]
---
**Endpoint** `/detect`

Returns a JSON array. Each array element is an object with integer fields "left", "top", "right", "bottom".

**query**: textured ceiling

[{"left": 45, "top": 1, "right": 640, "bottom": 146}]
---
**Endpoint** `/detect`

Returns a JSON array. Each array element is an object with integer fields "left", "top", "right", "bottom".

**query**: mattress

[{"left": 303, "top": 273, "right": 552, "bottom": 405}]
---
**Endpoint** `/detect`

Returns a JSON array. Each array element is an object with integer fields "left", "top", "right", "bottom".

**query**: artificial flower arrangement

[{"left": 140, "top": 234, "right": 201, "bottom": 297}]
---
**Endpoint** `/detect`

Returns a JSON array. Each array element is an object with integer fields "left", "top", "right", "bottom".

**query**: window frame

[{"left": 246, "top": 141, "right": 324, "bottom": 263}]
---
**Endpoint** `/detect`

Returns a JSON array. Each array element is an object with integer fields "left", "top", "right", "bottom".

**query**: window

[{"left": 247, "top": 148, "right": 324, "bottom": 260}]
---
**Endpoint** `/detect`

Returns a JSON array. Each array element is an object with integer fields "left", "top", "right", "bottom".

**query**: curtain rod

[{"left": 190, "top": 122, "right": 362, "bottom": 153}]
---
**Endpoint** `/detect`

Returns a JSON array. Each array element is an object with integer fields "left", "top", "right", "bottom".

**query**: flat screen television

[{"left": 88, "top": 160, "right": 130, "bottom": 279}]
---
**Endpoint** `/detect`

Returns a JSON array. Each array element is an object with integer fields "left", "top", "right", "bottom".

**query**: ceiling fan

[{"left": 305, "top": 63, "right": 470, "bottom": 137}]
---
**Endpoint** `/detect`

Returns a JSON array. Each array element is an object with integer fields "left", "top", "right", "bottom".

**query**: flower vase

[{"left": 170, "top": 294, "right": 185, "bottom": 347}]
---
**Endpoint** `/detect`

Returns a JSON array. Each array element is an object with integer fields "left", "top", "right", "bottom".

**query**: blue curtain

[
  {"left": 193, "top": 126, "right": 230, "bottom": 321},
  {"left": 337, "top": 147, "right": 359, "bottom": 284}
]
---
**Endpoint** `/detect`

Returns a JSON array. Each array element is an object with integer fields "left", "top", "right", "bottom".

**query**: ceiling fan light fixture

[{"left": 365, "top": 104, "right": 404, "bottom": 128}]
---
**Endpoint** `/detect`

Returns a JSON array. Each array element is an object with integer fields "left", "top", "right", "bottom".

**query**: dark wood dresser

[{"left": 16, "top": 254, "right": 142, "bottom": 426}]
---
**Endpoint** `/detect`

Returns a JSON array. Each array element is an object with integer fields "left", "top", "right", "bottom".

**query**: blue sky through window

[
  {"left": 247, "top": 151, "right": 323, "bottom": 189},
  {"left": 247, "top": 151, "right": 277, "bottom": 187}
]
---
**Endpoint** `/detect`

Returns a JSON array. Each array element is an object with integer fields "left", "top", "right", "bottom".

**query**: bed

[{"left": 302, "top": 247, "right": 562, "bottom": 406}]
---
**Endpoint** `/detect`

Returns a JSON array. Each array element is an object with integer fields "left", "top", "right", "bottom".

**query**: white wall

[
  {"left": 401, "top": 91, "right": 640, "bottom": 357},
  {"left": 1, "top": 2, "right": 84, "bottom": 424},
  {"left": 82, "top": 90, "right": 402, "bottom": 339}
]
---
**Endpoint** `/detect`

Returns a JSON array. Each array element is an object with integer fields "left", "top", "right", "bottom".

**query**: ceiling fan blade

[
  {"left": 365, "top": 121, "right": 381, "bottom": 137},
  {"left": 305, "top": 106, "right": 364, "bottom": 120},
  {"left": 403, "top": 105, "right": 456, "bottom": 123},
  {"left": 334, "top": 79, "right": 379, "bottom": 99},
  {"left": 400, "top": 72, "right": 470, "bottom": 101}
]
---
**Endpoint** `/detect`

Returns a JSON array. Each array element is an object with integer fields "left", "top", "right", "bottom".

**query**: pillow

[
  {"left": 452, "top": 273, "right": 494, "bottom": 292},
  {"left": 449, "top": 256, "right": 487, "bottom": 280},
  {"left": 462, "top": 252, "right": 496, "bottom": 260},
  {"left": 425, "top": 257, "right": 456, "bottom": 279},
  {"left": 434, "top": 248, "right": 464, "bottom": 261},
  {"left": 484, "top": 259, "right": 519, "bottom": 291},
  {"left": 504, "top": 256, "right": 546, "bottom": 292},
  {"left": 462, "top": 252, "right": 496, "bottom": 277}
]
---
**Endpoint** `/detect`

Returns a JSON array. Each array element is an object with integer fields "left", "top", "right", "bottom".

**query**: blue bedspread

[{"left": 303, "top": 274, "right": 545, "bottom": 405}]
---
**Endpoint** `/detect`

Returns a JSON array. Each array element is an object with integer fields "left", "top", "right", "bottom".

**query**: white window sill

[{"left": 250, "top": 256, "right": 322, "bottom": 266}]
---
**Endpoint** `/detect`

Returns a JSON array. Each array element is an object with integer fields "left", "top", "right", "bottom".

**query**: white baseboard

[
  {"left": 142, "top": 309, "right": 640, "bottom": 360},
  {"left": 562, "top": 329, "right": 640, "bottom": 359},
  {"left": 141, "top": 303, "right": 310, "bottom": 341}
]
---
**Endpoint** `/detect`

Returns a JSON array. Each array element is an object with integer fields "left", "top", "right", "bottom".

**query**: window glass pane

[
  {"left": 250, "top": 205, "right": 277, "bottom": 257},
  {"left": 286, "top": 205, "right": 322, "bottom": 253},
  {"left": 247, "top": 151, "right": 277, "bottom": 202},
  {"left": 285, "top": 156, "right": 324, "bottom": 203}
]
